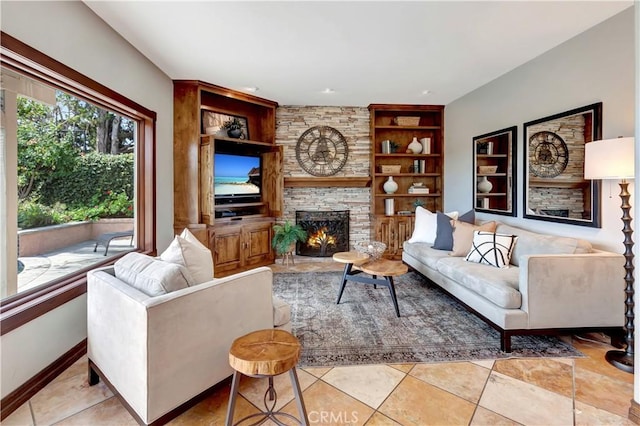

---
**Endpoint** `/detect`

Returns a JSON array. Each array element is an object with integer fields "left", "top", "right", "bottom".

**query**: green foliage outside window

[{"left": 17, "top": 93, "right": 135, "bottom": 229}]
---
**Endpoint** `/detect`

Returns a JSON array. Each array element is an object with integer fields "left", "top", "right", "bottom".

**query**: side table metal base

[{"left": 226, "top": 368, "right": 309, "bottom": 426}]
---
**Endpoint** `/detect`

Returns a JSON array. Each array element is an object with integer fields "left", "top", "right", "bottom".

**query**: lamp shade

[{"left": 584, "top": 137, "right": 635, "bottom": 180}]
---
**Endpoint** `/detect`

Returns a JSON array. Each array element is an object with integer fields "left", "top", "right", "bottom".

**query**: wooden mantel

[{"left": 284, "top": 176, "right": 371, "bottom": 188}]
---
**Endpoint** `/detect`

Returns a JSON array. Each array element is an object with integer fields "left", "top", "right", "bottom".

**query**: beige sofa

[
  {"left": 87, "top": 265, "right": 289, "bottom": 425},
  {"left": 402, "top": 222, "right": 625, "bottom": 352}
]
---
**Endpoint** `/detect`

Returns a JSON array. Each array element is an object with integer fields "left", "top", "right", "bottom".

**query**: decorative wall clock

[
  {"left": 528, "top": 130, "right": 569, "bottom": 178},
  {"left": 295, "top": 126, "right": 349, "bottom": 176}
]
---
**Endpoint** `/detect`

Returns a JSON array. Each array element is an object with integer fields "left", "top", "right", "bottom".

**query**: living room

[{"left": 1, "top": 1, "right": 638, "bottom": 425}]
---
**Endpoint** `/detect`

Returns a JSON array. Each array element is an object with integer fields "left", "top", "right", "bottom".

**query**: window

[{"left": 0, "top": 33, "right": 156, "bottom": 334}]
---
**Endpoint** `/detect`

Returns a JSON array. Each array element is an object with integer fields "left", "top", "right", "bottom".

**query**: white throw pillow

[
  {"left": 407, "top": 207, "right": 459, "bottom": 244},
  {"left": 465, "top": 231, "right": 518, "bottom": 268},
  {"left": 114, "top": 252, "right": 194, "bottom": 297},
  {"left": 160, "top": 229, "right": 214, "bottom": 284}
]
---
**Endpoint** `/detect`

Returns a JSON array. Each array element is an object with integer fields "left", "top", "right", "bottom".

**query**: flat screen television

[{"left": 214, "top": 152, "right": 261, "bottom": 205}]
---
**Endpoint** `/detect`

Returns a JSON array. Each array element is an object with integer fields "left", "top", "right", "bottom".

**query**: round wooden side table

[{"left": 225, "top": 329, "right": 309, "bottom": 426}]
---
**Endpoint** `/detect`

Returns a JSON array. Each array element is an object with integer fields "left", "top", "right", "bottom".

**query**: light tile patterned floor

[{"left": 4, "top": 259, "right": 635, "bottom": 425}]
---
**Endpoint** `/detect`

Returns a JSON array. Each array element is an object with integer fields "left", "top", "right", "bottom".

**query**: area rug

[{"left": 273, "top": 271, "right": 583, "bottom": 366}]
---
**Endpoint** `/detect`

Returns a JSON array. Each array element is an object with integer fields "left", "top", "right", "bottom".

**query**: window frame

[{"left": 0, "top": 32, "right": 157, "bottom": 335}]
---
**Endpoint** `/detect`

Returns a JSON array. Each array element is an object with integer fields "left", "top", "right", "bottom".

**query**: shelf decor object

[
  {"left": 420, "top": 137, "right": 431, "bottom": 154},
  {"left": 477, "top": 176, "right": 493, "bottom": 193},
  {"left": 383, "top": 176, "right": 399, "bottom": 194},
  {"left": 523, "top": 103, "right": 602, "bottom": 227},
  {"left": 408, "top": 137, "right": 422, "bottom": 154},
  {"left": 585, "top": 136, "right": 635, "bottom": 374},
  {"left": 473, "top": 126, "right": 517, "bottom": 216}
]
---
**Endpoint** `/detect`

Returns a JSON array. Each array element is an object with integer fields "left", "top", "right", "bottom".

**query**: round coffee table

[{"left": 333, "top": 251, "right": 408, "bottom": 317}]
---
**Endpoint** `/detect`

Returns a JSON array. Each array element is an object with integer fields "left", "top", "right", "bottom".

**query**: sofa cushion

[
  {"left": 403, "top": 241, "right": 451, "bottom": 270},
  {"left": 408, "top": 207, "right": 458, "bottom": 245},
  {"left": 495, "top": 223, "right": 592, "bottom": 266},
  {"left": 436, "top": 256, "right": 521, "bottom": 309},
  {"left": 465, "top": 231, "right": 518, "bottom": 268},
  {"left": 114, "top": 252, "right": 194, "bottom": 297},
  {"left": 433, "top": 209, "right": 474, "bottom": 251},
  {"left": 273, "top": 296, "right": 291, "bottom": 328},
  {"left": 451, "top": 221, "right": 497, "bottom": 256},
  {"left": 160, "top": 229, "right": 214, "bottom": 284}
]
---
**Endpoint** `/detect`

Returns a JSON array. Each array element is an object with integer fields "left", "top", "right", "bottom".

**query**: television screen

[{"left": 214, "top": 153, "right": 261, "bottom": 201}]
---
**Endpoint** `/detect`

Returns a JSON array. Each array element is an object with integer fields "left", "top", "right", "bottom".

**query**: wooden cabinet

[
  {"left": 374, "top": 216, "right": 414, "bottom": 258},
  {"left": 174, "top": 80, "right": 281, "bottom": 277},
  {"left": 369, "top": 104, "right": 444, "bottom": 259},
  {"left": 209, "top": 219, "right": 274, "bottom": 277},
  {"left": 473, "top": 126, "right": 516, "bottom": 216}
]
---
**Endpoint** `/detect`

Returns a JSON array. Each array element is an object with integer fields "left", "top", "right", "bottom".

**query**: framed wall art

[
  {"left": 523, "top": 102, "right": 602, "bottom": 227},
  {"left": 473, "top": 126, "right": 517, "bottom": 216},
  {"left": 201, "top": 110, "right": 249, "bottom": 140}
]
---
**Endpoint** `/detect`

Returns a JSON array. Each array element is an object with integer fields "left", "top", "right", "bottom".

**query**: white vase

[
  {"left": 383, "top": 176, "right": 399, "bottom": 194},
  {"left": 477, "top": 176, "right": 493, "bottom": 193},
  {"left": 408, "top": 137, "right": 422, "bottom": 154},
  {"left": 420, "top": 137, "right": 431, "bottom": 154}
]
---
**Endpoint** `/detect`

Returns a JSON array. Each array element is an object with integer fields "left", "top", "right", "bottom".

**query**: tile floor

[{"left": 3, "top": 258, "right": 635, "bottom": 426}]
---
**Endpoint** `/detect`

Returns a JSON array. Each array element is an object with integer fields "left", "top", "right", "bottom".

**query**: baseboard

[
  {"left": 629, "top": 399, "right": 640, "bottom": 424},
  {"left": 1, "top": 338, "right": 87, "bottom": 420}
]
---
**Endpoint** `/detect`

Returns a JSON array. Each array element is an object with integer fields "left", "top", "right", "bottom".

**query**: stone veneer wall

[{"left": 275, "top": 106, "right": 372, "bottom": 247}]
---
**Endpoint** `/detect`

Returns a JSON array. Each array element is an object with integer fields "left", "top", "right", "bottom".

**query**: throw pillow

[
  {"left": 432, "top": 209, "right": 473, "bottom": 251},
  {"left": 451, "top": 221, "right": 497, "bottom": 256},
  {"left": 465, "top": 231, "right": 518, "bottom": 268},
  {"left": 160, "top": 229, "right": 214, "bottom": 284},
  {"left": 408, "top": 207, "right": 458, "bottom": 245},
  {"left": 114, "top": 252, "right": 194, "bottom": 297}
]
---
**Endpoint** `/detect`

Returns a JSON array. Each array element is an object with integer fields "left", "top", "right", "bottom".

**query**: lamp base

[{"left": 605, "top": 350, "right": 634, "bottom": 373}]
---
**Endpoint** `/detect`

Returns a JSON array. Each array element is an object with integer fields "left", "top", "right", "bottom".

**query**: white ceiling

[{"left": 85, "top": 1, "right": 633, "bottom": 107}]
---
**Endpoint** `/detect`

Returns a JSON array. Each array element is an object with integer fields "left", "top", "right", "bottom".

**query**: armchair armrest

[
  {"left": 87, "top": 266, "right": 274, "bottom": 424},
  {"left": 519, "top": 251, "right": 625, "bottom": 329}
]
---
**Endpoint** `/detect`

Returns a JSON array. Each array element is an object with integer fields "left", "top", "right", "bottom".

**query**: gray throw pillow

[{"left": 432, "top": 209, "right": 475, "bottom": 251}]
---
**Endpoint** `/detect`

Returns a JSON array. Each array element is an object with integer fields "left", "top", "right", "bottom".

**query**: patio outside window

[{"left": 1, "top": 68, "right": 138, "bottom": 300}]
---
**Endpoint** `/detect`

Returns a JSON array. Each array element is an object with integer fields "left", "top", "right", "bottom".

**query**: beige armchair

[{"left": 87, "top": 265, "right": 286, "bottom": 425}]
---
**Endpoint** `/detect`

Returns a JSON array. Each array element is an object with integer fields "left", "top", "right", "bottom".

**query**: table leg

[
  {"left": 386, "top": 276, "right": 400, "bottom": 317},
  {"left": 336, "top": 263, "right": 353, "bottom": 304},
  {"left": 225, "top": 371, "right": 241, "bottom": 426}
]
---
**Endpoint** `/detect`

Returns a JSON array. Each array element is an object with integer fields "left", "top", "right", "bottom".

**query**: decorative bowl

[
  {"left": 354, "top": 241, "right": 387, "bottom": 260},
  {"left": 478, "top": 165, "right": 498, "bottom": 174}
]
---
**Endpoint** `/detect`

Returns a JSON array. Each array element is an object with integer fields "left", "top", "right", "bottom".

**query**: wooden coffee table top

[
  {"left": 356, "top": 258, "right": 408, "bottom": 277},
  {"left": 229, "top": 329, "right": 300, "bottom": 377},
  {"left": 332, "top": 251, "right": 370, "bottom": 265}
]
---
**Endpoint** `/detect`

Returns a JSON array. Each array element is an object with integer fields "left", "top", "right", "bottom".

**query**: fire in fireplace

[{"left": 296, "top": 210, "right": 349, "bottom": 257}]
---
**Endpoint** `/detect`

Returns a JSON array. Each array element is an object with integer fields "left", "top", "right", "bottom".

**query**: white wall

[
  {"left": 0, "top": 1, "right": 174, "bottom": 397},
  {"left": 445, "top": 7, "right": 635, "bottom": 253}
]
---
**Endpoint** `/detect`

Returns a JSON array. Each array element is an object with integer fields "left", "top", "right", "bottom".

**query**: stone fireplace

[{"left": 296, "top": 210, "right": 349, "bottom": 257}]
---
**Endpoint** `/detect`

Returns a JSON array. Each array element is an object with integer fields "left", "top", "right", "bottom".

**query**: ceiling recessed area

[{"left": 85, "top": 1, "right": 633, "bottom": 106}]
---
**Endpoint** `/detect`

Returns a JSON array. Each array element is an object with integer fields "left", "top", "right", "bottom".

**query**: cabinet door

[
  {"left": 244, "top": 222, "right": 274, "bottom": 267},
  {"left": 211, "top": 225, "right": 242, "bottom": 274},
  {"left": 374, "top": 216, "right": 394, "bottom": 256},
  {"left": 394, "top": 216, "right": 414, "bottom": 257}
]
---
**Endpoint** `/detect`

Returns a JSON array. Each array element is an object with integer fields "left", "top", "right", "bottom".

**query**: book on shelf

[{"left": 408, "top": 187, "right": 430, "bottom": 194}]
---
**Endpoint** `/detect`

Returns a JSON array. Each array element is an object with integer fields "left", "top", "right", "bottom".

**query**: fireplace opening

[{"left": 296, "top": 210, "right": 349, "bottom": 257}]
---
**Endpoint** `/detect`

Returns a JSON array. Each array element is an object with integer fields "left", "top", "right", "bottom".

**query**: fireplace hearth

[{"left": 296, "top": 210, "right": 349, "bottom": 257}]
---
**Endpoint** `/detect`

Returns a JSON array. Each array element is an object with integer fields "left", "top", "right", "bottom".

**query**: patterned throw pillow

[{"left": 465, "top": 231, "right": 518, "bottom": 268}]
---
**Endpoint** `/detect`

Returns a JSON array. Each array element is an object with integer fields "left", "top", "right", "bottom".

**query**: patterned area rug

[{"left": 273, "top": 271, "right": 582, "bottom": 367}]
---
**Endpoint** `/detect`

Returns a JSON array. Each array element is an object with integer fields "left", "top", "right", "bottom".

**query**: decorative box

[
  {"left": 394, "top": 116, "right": 420, "bottom": 126},
  {"left": 380, "top": 165, "right": 401, "bottom": 173}
]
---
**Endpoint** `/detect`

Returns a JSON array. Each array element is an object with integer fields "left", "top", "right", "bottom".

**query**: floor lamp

[{"left": 585, "top": 136, "right": 635, "bottom": 373}]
